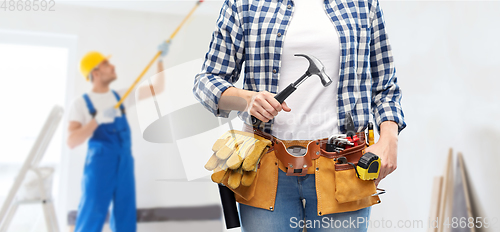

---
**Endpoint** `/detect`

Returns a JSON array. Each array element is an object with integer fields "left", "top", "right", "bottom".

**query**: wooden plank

[
  {"left": 450, "top": 153, "right": 475, "bottom": 232},
  {"left": 438, "top": 148, "right": 454, "bottom": 232},
  {"left": 428, "top": 176, "right": 443, "bottom": 232},
  {"left": 458, "top": 153, "right": 474, "bottom": 223}
]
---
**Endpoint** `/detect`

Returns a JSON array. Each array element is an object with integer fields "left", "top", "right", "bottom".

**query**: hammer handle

[
  {"left": 218, "top": 184, "right": 241, "bottom": 229},
  {"left": 275, "top": 84, "right": 296, "bottom": 103},
  {"left": 251, "top": 116, "right": 261, "bottom": 127},
  {"left": 251, "top": 84, "right": 296, "bottom": 127}
]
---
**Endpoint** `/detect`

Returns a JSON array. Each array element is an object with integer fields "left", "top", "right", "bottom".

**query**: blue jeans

[{"left": 239, "top": 169, "right": 371, "bottom": 232}]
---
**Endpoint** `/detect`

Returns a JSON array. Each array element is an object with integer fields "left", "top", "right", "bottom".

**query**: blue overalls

[{"left": 75, "top": 90, "right": 136, "bottom": 232}]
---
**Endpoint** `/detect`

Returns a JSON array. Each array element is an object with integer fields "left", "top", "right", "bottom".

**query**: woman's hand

[
  {"left": 247, "top": 91, "right": 291, "bottom": 122},
  {"left": 219, "top": 87, "right": 291, "bottom": 122},
  {"left": 363, "top": 121, "right": 399, "bottom": 187}
]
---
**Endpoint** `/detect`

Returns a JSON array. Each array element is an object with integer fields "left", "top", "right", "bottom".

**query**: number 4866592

[{"left": 1, "top": 0, "right": 56, "bottom": 11}]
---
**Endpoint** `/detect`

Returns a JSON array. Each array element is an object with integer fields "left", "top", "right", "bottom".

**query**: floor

[{"left": 1, "top": 164, "right": 230, "bottom": 232}]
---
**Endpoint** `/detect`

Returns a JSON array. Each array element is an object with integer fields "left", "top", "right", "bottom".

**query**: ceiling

[{"left": 58, "top": 0, "right": 224, "bottom": 15}]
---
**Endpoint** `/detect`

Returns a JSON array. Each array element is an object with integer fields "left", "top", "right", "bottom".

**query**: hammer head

[{"left": 295, "top": 54, "right": 332, "bottom": 87}]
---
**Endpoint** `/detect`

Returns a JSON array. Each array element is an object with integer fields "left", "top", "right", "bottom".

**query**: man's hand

[
  {"left": 247, "top": 91, "right": 291, "bottom": 122},
  {"left": 364, "top": 121, "right": 399, "bottom": 186},
  {"left": 158, "top": 41, "right": 171, "bottom": 60},
  {"left": 95, "top": 107, "right": 118, "bottom": 125},
  {"left": 67, "top": 120, "right": 98, "bottom": 149}
]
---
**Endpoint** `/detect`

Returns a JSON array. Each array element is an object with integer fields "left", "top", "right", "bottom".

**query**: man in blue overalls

[{"left": 67, "top": 42, "right": 169, "bottom": 232}]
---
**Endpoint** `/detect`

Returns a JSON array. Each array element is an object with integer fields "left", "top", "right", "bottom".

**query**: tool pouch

[
  {"left": 319, "top": 141, "right": 377, "bottom": 204},
  {"left": 221, "top": 148, "right": 277, "bottom": 202}
]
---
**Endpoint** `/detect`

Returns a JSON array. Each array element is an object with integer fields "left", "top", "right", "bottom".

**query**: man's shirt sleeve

[
  {"left": 68, "top": 98, "right": 87, "bottom": 125},
  {"left": 369, "top": 0, "right": 407, "bottom": 133},
  {"left": 193, "top": 0, "right": 245, "bottom": 118}
]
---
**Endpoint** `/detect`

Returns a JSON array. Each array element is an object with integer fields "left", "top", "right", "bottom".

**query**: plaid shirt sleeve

[
  {"left": 369, "top": 0, "right": 407, "bottom": 133},
  {"left": 193, "top": 0, "right": 245, "bottom": 118}
]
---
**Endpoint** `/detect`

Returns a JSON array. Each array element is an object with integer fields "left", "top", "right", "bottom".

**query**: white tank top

[{"left": 272, "top": 0, "right": 341, "bottom": 140}]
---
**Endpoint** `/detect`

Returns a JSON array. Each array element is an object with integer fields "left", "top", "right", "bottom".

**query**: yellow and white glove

[
  {"left": 94, "top": 107, "right": 119, "bottom": 125},
  {"left": 205, "top": 130, "right": 272, "bottom": 189}
]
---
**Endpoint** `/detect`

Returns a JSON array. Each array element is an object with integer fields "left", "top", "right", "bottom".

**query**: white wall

[{"left": 369, "top": 1, "right": 500, "bottom": 231}]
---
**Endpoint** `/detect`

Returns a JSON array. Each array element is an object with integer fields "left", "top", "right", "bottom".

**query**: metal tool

[
  {"left": 327, "top": 138, "right": 352, "bottom": 152},
  {"left": 333, "top": 138, "right": 354, "bottom": 145},
  {"left": 343, "top": 112, "right": 361, "bottom": 149},
  {"left": 327, "top": 134, "right": 358, "bottom": 152},
  {"left": 372, "top": 188, "right": 386, "bottom": 196},
  {"left": 326, "top": 134, "right": 345, "bottom": 152},
  {"left": 325, "top": 113, "right": 360, "bottom": 152},
  {"left": 332, "top": 113, "right": 381, "bottom": 181},
  {"left": 345, "top": 112, "right": 356, "bottom": 138},
  {"left": 252, "top": 54, "right": 332, "bottom": 127},
  {"left": 367, "top": 122, "right": 374, "bottom": 146}
]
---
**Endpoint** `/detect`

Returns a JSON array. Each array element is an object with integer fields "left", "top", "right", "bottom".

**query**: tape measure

[{"left": 355, "top": 152, "right": 381, "bottom": 181}]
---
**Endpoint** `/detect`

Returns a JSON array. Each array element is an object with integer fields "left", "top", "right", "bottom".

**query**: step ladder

[{"left": 0, "top": 106, "right": 64, "bottom": 232}]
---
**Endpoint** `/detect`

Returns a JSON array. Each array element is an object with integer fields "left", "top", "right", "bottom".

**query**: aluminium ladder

[{"left": 0, "top": 105, "right": 63, "bottom": 232}]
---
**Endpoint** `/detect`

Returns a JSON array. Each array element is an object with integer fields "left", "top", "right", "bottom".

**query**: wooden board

[
  {"left": 428, "top": 176, "right": 443, "bottom": 232},
  {"left": 450, "top": 153, "right": 475, "bottom": 232},
  {"left": 438, "top": 148, "right": 454, "bottom": 232}
]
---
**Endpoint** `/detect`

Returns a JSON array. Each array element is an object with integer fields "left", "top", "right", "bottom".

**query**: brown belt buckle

[
  {"left": 286, "top": 164, "right": 309, "bottom": 176},
  {"left": 284, "top": 145, "right": 309, "bottom": 176}
]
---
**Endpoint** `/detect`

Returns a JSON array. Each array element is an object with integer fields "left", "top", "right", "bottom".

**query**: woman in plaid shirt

[{"left": 194, "top": 0, "right": 406, "bottom": 231}]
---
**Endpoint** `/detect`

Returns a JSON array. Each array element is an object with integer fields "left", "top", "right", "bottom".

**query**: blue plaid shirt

[{"left": 193, "top": 0, "right": 406, "bottom": 135}]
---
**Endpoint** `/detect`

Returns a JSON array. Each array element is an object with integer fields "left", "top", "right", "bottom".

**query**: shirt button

[
  {"left": 277, "top": 32, "right": 282, "bottom": 37},
  {"left": 287, "top": 5, "right": 291, "bottom": 9},
  {"left": 273, "top": 69, "right": 277, "bottom": 73}
]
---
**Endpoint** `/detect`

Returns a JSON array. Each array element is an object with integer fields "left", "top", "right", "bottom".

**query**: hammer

[{"left": 252, "top": 53, "right": 333, "bottom": 127}]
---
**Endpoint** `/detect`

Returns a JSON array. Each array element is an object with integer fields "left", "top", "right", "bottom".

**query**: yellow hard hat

[{"left": 79, "top": 51, "right": 111, "bottom": 81}]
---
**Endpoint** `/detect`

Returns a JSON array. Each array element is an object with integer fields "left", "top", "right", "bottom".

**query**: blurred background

[{"left": 0, "top": 0, "right": 498, "bottom": 231}]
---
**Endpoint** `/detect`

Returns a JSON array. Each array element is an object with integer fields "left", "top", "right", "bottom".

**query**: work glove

[
  {"left": 94, "top": 107, "right": 119, "bottom": 125},
  {"left": 158, "top": 41, "right": 171, "bottom": 60},
  {"left": 205, "top": 130, "right": 272, "bottom": 189}
]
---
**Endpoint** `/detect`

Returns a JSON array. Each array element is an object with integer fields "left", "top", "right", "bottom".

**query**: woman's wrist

[
  {"left": 222, "top": 87, "right": 256, "bottom": 109},
  {"left": 378, "top": 121, "right": 399, "bottom": 144}
]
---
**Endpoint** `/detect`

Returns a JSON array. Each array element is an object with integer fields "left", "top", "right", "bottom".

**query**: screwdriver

[{"left": 367, "top": 122, "right": 374, "bottom": 146}]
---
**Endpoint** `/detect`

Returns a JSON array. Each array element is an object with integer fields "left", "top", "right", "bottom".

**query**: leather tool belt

[{"left": 251, "top": 128, "right": 366, "bottom": 176}]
